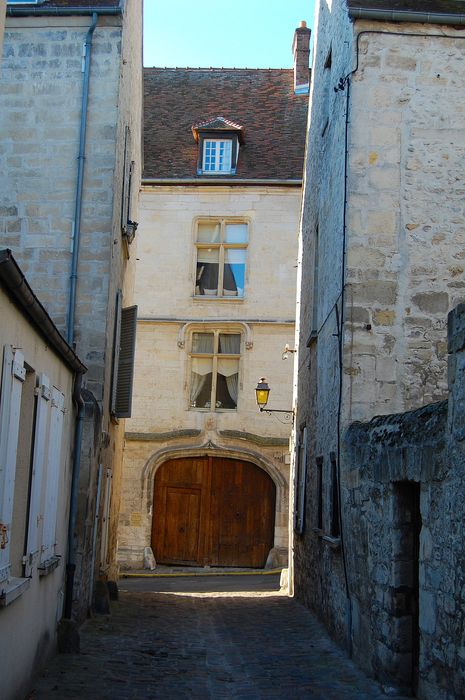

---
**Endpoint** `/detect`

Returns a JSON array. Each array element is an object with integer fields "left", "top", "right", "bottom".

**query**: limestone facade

[
  {"left": 0, "top": 254, "right": 80, "bottom": 700},
  {"left": 0, "top": 1, "right": 142, "bottom": 618},
  {"left": 118, "top": 185, "right": 301, "bottom": 569},
  {"left": 293, "top": 0, "right": 465, "bottom": 695}
]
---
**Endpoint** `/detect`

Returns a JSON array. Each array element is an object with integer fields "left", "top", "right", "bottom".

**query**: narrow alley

[{"left": 29, "top": 573, "right": 410, "bottom": 700}]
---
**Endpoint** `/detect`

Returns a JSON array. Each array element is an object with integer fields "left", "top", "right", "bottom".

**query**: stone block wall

[
  {"left": 294, "top": 0, "right": 465, "bottom": 666},
  {"left": 0, "top": 15, "right": 122, "bottom": 396},
  {"left": 342, "top": 304, "right": 465, "bottom": 698},
  {"left": 344, "top": 26, "right": 465, "bottom": 422}
]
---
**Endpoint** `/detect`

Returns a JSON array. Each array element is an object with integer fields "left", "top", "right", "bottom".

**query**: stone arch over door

[{"left": 149, "top": 452, "right": 278, "bottom": 568}]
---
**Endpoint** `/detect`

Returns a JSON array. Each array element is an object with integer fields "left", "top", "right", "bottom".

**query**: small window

[
  {"left": 203, "top": 139, "right": 232, "bottom": 173},
  {"left": 294, "top": 427, "right": 308, "bottom": 534},
  {"left": 195, "top": 218, "right": 248, "bottom": 298},
  {"left": 189, "top": 330, "right": 240, "bottom": 411},
  {"left": 330, "top": 452, "right": 340, "bottom": 538},
  {"left": 316, "top": 455, "right": 323, "bottom": 531}
]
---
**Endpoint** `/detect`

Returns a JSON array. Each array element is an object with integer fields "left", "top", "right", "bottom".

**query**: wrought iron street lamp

[{"left": 255, "top": 378, "right": 294, "bottom": 421}]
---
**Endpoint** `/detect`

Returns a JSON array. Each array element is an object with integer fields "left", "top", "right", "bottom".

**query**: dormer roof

[{"left": 192, "top": 117, "right": 245, "bottom": 144}]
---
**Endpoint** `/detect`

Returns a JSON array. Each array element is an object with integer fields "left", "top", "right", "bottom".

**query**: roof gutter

[
  {"left": 0, "top": 249, "right": 86, "bottom": 374},
  {"left": 142, "top": 178, "right": 302, "bottom": 187},
  {"left": 348, "top": 7, "right": 465, "bottom": 25},
  {"left": 6, "top": 6, "right": 122, "bottom": 17}
]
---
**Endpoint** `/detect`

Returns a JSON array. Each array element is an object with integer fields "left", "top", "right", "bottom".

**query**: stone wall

[
  {"left": 345, "top": 24, "right": 465, "bottom": 423},
  {"left": 0, "top": 3, "right": 142, "bottom": 615},
  {"left": 292, "top": 0, "right": 354, "bottom": 642},
  {"left": 343, "top": 303, "right": 465, "bottom": 698},
  {"left": 293, "top": 0, "right": 465, "bottom": 667}
]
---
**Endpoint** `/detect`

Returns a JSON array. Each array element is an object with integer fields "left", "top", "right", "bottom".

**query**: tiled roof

[
  {"left": 7, "top": 0, "right": 120, "bottom": 9},
  {"left": 347, "top": 0, "right": 465, "bottom": 15},
  {"left": 143, "top": 68, "right": 309, "bottom": 181}
]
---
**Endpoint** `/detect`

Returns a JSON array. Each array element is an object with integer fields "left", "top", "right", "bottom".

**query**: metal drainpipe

[
  {"left": 64, "top": 371, "right": 85, "bottom": 619},
  {"left": 63, "top": 12, "right": 97, "bottom": 620},
  {"left": 67, "top": 11, "right": 98, "bottom": 346}
]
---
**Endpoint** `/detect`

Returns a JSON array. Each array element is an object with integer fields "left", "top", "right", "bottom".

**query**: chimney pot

[{"left": 292, "top": 22, "right": 311, "bottom": 94}]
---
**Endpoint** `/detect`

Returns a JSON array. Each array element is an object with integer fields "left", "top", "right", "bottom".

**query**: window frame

[
  {"left": 197, "top": 133, "right": 239, "bottom": 175},
  {"left": 188, "top": 329, "right": 242, "bottom": 412},
  {"left": 193, "top": 217, "right": 249, "bottom": 300}
]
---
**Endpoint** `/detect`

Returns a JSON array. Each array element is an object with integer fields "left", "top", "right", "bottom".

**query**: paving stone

[{"left": 29, "top": 588, "right": 410, "bottom": 699}]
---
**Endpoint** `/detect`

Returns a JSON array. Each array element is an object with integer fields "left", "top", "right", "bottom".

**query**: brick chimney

[{"left": 292, "top": 21, "right": 311, "bottom": 94}]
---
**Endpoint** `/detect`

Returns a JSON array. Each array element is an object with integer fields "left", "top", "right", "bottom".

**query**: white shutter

[
  {"left": 0, "top": 347, "right": 25, "bottom": 583},
  {"left": 41, "top": 388, "right": 65, "bottom": 564},
  {"left": 24, "top": 374, "right": 51, "bottom": 576}
]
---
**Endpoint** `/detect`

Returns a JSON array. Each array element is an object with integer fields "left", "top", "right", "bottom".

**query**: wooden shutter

[
  {"left": 24, "top": 374, "right": 51, "bottom": 577},
  {"left": 41, "top": 387, "right": 65, "bottom": 564},
  {"left": 294, "top": 427, "right": 308, "bottom": 535},
  {"left": 113, "top": 305, "right": 137, "bottom": 418},
  {"left": 0, "top": 347, "right": 25, "bottom": 583}
]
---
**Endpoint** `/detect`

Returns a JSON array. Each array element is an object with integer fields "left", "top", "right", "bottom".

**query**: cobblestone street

[{"left": 29, "top": 576, "right": 410, "bottom": 700}]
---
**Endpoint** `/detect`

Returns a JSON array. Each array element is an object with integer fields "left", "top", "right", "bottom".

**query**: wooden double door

[{"left": 152, "top": 456, "right": 276, "bottom": 568}]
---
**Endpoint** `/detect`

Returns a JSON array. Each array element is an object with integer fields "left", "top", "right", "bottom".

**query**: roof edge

[
  {"left": 348, "top": 6, "right": 465, "bottom": 25},
  {"left": 141, "top": 178, "right": 302, "bottom": 187},
  {"left": 6, "top": 4, "right": 122, "bottom": 17},
  {"left": 0, "top": 249, "right": 86, "bottom": 374}
]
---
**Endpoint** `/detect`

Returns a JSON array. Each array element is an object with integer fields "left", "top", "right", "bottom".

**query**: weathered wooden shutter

[
  {"left": 0, "top": 347, "right": 25, "bottom": 583},
  {"left": 24, "top": 374, "right": 51, "bottom": 577},
  {"left": 41, "top": 387, "right": 65, "bottom": 564},
  {"left": 113, "top": 305, "right": 137, "bottom": 418},
  {"left": 294, "top": 426, "right": 308, "bottom": 534}
]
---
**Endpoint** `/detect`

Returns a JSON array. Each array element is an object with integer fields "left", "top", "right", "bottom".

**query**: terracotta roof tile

[
  {"left": 347, "top": 0, "right": 465, "bottom": 15},
  {"left": 143, "top": 68, "right": 309, "bottom": 181}
]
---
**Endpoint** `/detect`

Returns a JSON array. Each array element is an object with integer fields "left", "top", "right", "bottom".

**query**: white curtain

[
  {"left": 225, "top": 373, "right": 238, "bottom": 405},
  {"left": 190, "top": 334, "right": 213, "bottom": 405},
  {"left": 217, "top": 335, "right": 240, "bottom": 405}
]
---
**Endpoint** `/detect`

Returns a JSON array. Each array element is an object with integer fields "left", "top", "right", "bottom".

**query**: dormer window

[
  {"left": 203, "top": 139, "right": 232, "bottom": 174},
  {"left": 192, "top": 117, "right": 244, "bottom": 176}
]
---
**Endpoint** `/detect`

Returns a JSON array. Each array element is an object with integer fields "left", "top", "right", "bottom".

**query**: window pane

[
  {"left": 190, "top": 367, "right": 213, "bottom": 408},
  {"left": 225, "top": 223, "right": 248, "bottom": 243},
  {"left": 197, "top": 222, "right": 220, "bottom": 243},
  {"left": 218, "top": 334, "right": 241, "bottom": 354},
  {"left": 196, "top": 248, "right": 219, "bottom": 295},
  {"left": 223, "top": 248, "right": 246, "bottom": 297},
  {"left": 216, "top": 360, "right": 239, "bottom": 409},
  {"left": 192, "top": 333, "right": 214, "bottom": 354}
]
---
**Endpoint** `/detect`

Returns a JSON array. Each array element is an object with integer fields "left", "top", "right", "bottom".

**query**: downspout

[
  {"left": 67, "top": 11, "right": 98, "bottom": 345},
  {"left": 64, "top": 371, "right": 85, "bottom": 619},
  {"left": 63, "top": 12, "right": 97, "bottom": 620}
]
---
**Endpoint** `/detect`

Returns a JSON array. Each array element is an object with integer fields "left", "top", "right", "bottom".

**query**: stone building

[
  {"left": 0, "top": 250, "right": 85, "bottom": 700},
  {"left": 292, "top": 0, "right": 465, "bottom": 697},
  {"left": 0, "top": 0, "right": 142, "bottom": 621},
  {"left": 117, "top": 25, "right": 310, "bottom": 572}
]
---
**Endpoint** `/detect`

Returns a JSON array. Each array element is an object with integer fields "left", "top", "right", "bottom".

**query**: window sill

[
  {"left": 38, "top": 555, "right": 61, "bottom": 577},
  {"left": 189, "top": 407, "right": 237, "bottom": 413},
  {"left": 322, "top": 535, "right": 341, "bottom": 550},
  {"left": 193, "top": 295, "right": 245, "bottom": 303},
  {"left": 0, "top": 577, "right": 30, "bottom": 608}
]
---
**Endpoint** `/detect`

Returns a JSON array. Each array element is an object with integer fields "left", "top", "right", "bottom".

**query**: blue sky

[{"left": 143, "top": 0, "right": 316, "bottom": 68}]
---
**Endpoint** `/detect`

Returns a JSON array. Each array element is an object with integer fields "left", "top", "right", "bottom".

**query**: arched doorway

[{"left": 152, "top": 456, "right": 276, "bottom": 568}]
